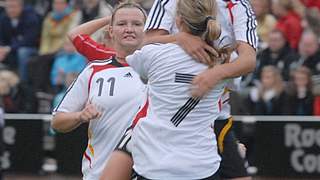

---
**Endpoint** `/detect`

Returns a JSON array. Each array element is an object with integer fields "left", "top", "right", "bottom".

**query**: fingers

[
  {"left": 191, "top": 75, "right": 210, "bottom": 98},
  {"left": 80, "top": 103, "right": 102, "bottom": 123},
  {"left": 191, "top": 69, "right": 219, "bottom": 98},
  {"left": 204, "top": 44, "right": 219, "bottom": 58}
]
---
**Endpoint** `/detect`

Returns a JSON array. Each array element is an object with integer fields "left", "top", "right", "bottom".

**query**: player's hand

[
  {"left": 176, "top": 32, "right": 218, "bottom": 65},
  {"left": 191, "top": 66, "right": 224, "bottom": 97},
  {"left": 79, "top": 102, "right": 102, "bottom": 123}
]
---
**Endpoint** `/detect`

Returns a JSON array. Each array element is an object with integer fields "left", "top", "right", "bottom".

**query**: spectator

[
  {"left": 303, "top": 8, "right": 320, "bottom": 38},
  {"left": 50, "top": 39, "right": 86, "bottom": 91},
  {"left": 247, "top": 66, "right": 287, "bottom": 115},
  {"left": 255, "top": 29, "right": 298, "bottom": 81},
  {"left": 293, "top": 30, "right": 320, "bottom": 75},
  {"left": 300, "top": 0, "right": 320, "bottom": 10},
  {"left": 52, "top": 72, "right": 78, "bottom": 110},
  {"left": 272, "top": 0, "right": 303, "bottom": 50},
  {"left": 39, "top": 0, "right": 80, "bottom": 55},
  {"left": 285, "top": 66, "right": 314, "bottom": 115},
  {"left": 251, "top": 0, "right": 277, "bottom": 49},
  {"left": 74, "top": 0, "right": 113, "bottom": 41},
  {"left": 0, "top": 0, "right": 41, "bottom": 81}
]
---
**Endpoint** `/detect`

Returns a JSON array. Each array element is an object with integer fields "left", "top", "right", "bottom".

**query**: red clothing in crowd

[
  {"left": 276, "top": 11, "right": 303, "bottom": 50},
  {"left": 300, "top": 0, "right": 320, "bottom": 10},
  {"left": 73, "top": 34, "right": 115, "bottom": 61},
  {"left": 314, "top": 96, "right": 320, "bottom": 116}
]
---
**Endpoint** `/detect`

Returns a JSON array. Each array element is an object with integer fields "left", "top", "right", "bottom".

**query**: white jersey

[
  {"left": 53, "top": 58, "right": 146, "bottom": 180},
  {"left": 127, "top": 43, "right": 225, "bottom": 179},
  {"left": 145, "top": 0, "right": 258, "bottom": 119}
]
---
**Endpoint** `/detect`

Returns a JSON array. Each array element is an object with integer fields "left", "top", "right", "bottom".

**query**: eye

[{"left": 134, "top": 22, "right": 143, "bottom": 26}]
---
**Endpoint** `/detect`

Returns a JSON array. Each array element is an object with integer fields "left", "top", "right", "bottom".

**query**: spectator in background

[
  {"left": 285, "top": 66, "right": 314, "bottom": 115},
  {"left": 300, "top": 0, "right": 320, "bottom": 10},
  {"left": 272, "top": 0, "right": 303, "bottom": 50},
  {"left": 294, "top": 30, "right": 320, "bottom": 75},
  {"left": 0, "top": 0, "right": 41, "bottom": 81},
  {"left": 52, "top": 72, "right": 78, "bottom": 110},
  {"left": 75, "top": 0, "right": 113, "bottom": 41},
  {"left": 251, "top": 0, "right": 276, "bottom": 49},
  {"left": 303, "top": 8, "right": 320, "bottom": 37},
  {"left": 255, "top": 29, "right": 298, "bottom": 82},
  {"left": 50, "top": 39, "right": 86, "bottom": 92},
  {"left": 39, "top": 0, "right": 79, "bottom": 55},
  {"left": 247, "top": 66, "right": 287, "bottom": 115}
]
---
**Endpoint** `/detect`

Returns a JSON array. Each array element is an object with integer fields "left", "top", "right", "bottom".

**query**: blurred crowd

[{"left": 0, "top": 0, "right": 319, "bottom": 116}]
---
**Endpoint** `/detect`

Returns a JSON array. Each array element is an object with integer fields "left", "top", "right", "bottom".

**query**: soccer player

[
  {"left": 51, "top": 2, "right": 147, "bottom": 179},
  {"left": 125, "top": 0, "right": 229, "bottom": 179},
  {"left": 143, "top": 0, "right": 257, "bottom": 179}
]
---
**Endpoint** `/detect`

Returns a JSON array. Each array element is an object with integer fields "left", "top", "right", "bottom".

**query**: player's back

[{"left": 128, "top": 43, "right": 225, "bottom": 179}]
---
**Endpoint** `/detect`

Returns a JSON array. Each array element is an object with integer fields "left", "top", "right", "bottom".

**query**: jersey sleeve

[
  {"left": 126, "top": 45, "right": 156, "bottom": 80},
  {"left": 52, "top": 66, "right": 91, "bottom": 114},
  {"left": 72, "top": 34, "right": 115, "bottom": 61},
  {"left": 144, "top": 0, "right": 176, "bottom": 32},
  {"left": 232, "top": 0, "right": 258, "bottom": 50}
]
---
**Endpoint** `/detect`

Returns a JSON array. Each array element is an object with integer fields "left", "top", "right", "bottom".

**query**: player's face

[{"left": 110, "top": 8, "right": 145, "bottom": 51}]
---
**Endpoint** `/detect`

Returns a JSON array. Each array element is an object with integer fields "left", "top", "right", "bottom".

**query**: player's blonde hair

[{"left": 176, "top": 0, "right": 221, "bottom": 43}]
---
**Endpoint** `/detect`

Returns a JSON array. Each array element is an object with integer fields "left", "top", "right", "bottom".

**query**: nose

[{"left": 124, "top": 24, "right": 134, "bottom": 33}]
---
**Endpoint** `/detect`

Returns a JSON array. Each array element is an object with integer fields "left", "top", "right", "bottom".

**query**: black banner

[{"left": 3, "top": 119, "right": 43, "bottom": 173}]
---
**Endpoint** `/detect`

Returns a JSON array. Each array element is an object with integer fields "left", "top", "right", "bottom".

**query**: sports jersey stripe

[
  {"left": 155, "top": 0, "right": 170, "bottom": 29},
  {"left": 240, "top": 0, "right": 254, "bottom": 47},
  {"left": 146, "top": 0, "right": 161, "bottom": 30},
  {"left": 171, "top": 98, "right": 200, "bottom": 127},
  {"left": 242, "top": 0, "right": 258, "bottom": 48},
  {"left": 131, "top": 99, "right": 149, "bottom": 128},
  {"left": 175, "top": 73, "right": 195, "bottom": 84},
  {"left": 146, "top": 0, "right": 169, "bottom": 30},
  {"left": 78, "top": 35, "right": 115, "bottom": 54},
  {"left": 83, "top": 151, "right": 92, "bottom": 168},
  {"left": 239, "top": 0, "right": 257, "bottom": 49}
]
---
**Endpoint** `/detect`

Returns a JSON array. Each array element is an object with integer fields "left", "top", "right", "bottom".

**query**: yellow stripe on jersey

[{"left": 218, "top": 117, "right": 233, "bottom": 153}]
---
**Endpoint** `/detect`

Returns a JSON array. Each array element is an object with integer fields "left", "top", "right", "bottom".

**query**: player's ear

[{"left": 108, "top": 25, "right": 114, "bottom": 39}]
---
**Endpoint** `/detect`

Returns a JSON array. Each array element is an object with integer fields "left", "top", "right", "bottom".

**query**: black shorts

[
  {"left": 115, "top": 126, "right": 133, "bottom": 156},
  {"left": 214, "top": 117, "right": 248, "bottom": 178},
  {"left": 135, "top": 171, "right": 220, "bottom": 180}
]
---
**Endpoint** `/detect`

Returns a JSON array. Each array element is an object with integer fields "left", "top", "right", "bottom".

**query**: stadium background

[{"left": 0, "top": 0, "right": 319, "bottom": 179}]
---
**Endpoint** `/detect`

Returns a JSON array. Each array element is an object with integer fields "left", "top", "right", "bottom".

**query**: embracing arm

[
  {"left": 67, "top": 16, "right": 111, "bottom": 41},
  {"left": 191, "top": 42, "right": 256, "bottom": 97}
]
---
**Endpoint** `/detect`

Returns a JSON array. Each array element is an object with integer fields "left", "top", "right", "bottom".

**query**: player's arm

[
  {"left": 143, "top": 0, "right": 217, "bottom": 64},
  {"left": 51, "top": 67, "right": 101, "bottom": 133},
  {"left": 191, "top": 1, "right": 257, "bottom": 97},
  {"left": 67, "top": 16, "right": 111, "bottom": 41},
  {"left": 52, "top": 103, "right": 101, "bottom": 133}
]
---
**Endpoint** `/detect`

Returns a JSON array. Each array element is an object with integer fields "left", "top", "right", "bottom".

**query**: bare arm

[
  {"left": 51, "top": 103, "right": 101, "bottom": 133},
  {"left": 51, "top": 112, "right": 82, "bottom": 133},
  {"left": 144, "top": 30, "right": 218, "bottom": 64},
  {"left": 191, "top": 41, "right": 256, "bottom": 97},
  {"left": 67, "top": 16, "right": 111, "bottom": 42},
  {"left": 143, "top": 29, "right": 175, "bottom": 45}
]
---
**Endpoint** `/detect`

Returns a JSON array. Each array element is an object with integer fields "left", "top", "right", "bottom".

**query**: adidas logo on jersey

[{"left": 124, "top": 72, "right": 133, "bottom": 78}]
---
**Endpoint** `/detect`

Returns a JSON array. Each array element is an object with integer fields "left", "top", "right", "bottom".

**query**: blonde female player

[
  {"left": 142, "top": 0, "right": 257, "bottom": 179},
  {"left": 51, "top": 2, "right": 148, "bottom": 179},
  {"left": 104, "top": 0, "right": 230, "bottom": 179}
]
